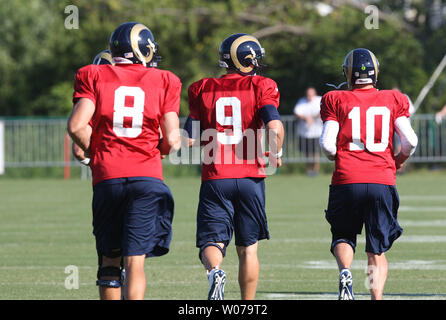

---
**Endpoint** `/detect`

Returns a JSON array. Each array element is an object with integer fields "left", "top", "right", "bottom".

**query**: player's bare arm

[
  {"left": 266, "top": 119, "right": 284, "bottom": 167},
  {"left": 67, "top": 97, "right": 95, "bottom": 152},
  {"left": 159, "top": 111, "right": 181, "bottom": 155}
]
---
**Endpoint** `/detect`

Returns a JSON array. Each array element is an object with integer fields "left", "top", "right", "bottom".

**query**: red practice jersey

[
  {"left": 188, "top": 73, "right": 280, "bottom": 181},
  {"left": 320, "top": 87, "right": 410, "bottom": 185},
  {"left": 73, "top": 64, "right": 181, "bottom": 185}
]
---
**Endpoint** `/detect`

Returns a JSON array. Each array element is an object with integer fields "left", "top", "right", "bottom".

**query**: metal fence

[{"left": 1, "top": 114, "right": 446, "bottom": 170}]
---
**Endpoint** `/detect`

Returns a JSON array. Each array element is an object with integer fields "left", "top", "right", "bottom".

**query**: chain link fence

[{"left": 1, "top": 115, "right": 445, "bottom": 173}]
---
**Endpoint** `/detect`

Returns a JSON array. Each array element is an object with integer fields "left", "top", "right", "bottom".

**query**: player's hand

[
  {"left": 395, "top": 159, "right": 403, "bottom": 170},
  {"left": 265, "top": 151, "right": 282, "bottom": 168},
  {"left": 395, "top": 156, "right": 406, "bottom": 170},
  {"left": 394, "top": 152, "right": 409, "bottom": 171},
  {"left": 274, "top": 157, "right": 282, "bottom": 168},
  {"left": 84, "top": 148, "right": 91, "bottom": 159}
]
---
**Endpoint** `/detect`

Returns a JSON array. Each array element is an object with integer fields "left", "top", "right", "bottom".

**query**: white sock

[{"left": 207, "top": 266, "right": 219, "bottom": 277}]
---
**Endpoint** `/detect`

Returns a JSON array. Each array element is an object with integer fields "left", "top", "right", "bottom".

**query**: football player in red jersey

[
  {"left": 184, "top": 33, "right": 284, "bottom": 300},
  {"left": 67, "top": 22, "right": 181, "bottom": 300},
  {"left": 319, "top": 48, "right": 418, "bottom": 300}
]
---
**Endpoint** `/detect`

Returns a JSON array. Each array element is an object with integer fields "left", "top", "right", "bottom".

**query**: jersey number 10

[{"left": 348, "top": 106, "right": 390, "bottom": 152}]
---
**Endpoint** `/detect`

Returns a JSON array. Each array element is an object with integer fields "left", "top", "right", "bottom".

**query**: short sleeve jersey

[
  {"left": 188, "top": 73, "right": 280, "bottom": 181},
  {"left": 73, "top": 64, "right": 181, "bottom": 185},
  {"left": 320, "top": 88, "right": 410, "bottom": 185}
]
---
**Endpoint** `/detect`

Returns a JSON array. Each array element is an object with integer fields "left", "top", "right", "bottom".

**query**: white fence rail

[{"left": 1, "top": 115, "right": 445, "bottom": 170}]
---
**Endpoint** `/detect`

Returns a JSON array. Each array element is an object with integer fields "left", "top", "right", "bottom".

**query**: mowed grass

[{"left": 1, "top": 170, "right": 446, "bottom": 300}]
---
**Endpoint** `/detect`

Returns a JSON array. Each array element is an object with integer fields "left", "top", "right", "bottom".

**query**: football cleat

[
  {"left": 342, "top": 48, "right": 379, "bottom": 89},
  {"left": 207, "top": 268, "right": 226, "bottom": 300},
  {"left": 92, "top": 50, "right": 114, "bottom": 65},
  {"left": 219, "top": 33, "right": 265, "bottom": 75},
  {"left": 109, "top": 22, "right": 161, "bottom": 67},
  {"left": 338, "top": 268, "right": 354, "bottom": 300}
]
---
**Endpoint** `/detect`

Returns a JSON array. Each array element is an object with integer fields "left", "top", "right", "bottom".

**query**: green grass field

[{"left": 1, "top": 170, "right": 446, "bottom": 300}]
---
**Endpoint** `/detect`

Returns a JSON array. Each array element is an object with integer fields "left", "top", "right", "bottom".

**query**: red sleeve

[
  {"left": 395, "top": 92, "right": 411, "bottom": 119},
  {"left": 258, "top": 77, "right": 280, "bottom": 109},
  {"left": 320, "top": 92, "right": 338, "bottom": 122},
  {"left": 163, "top": 72, "right": 182, "bottom": 115},
  {"left": 73, "top": 65, "right": 97, "bottom": 105},
  {"left": 187, "top": 81, "right": 202, "bottom": 120}
]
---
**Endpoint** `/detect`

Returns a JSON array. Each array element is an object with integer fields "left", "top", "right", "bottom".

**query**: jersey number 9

[{"left": 215, "top": 97, "right": 243, "bottom": 145}]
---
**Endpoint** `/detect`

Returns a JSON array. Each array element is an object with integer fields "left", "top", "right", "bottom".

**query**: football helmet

[
  {"left": 342, "top": 48, "right": 379, "bottom": 88},
  {"left": 219, "top": 33, "right": 265, "bottom": 75},
  {"left": 109, "top": 22, "right": 160, "bottom": 67},
  {"left": 92, "top": 50, "right": 114, "bottom": 65}
]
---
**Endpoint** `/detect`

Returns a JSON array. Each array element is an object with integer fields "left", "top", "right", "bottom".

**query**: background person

[{"left": 294, "top": 87, "right": 322, "bottom": 176}]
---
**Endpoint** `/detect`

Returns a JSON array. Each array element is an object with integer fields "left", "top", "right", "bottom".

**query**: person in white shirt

[{"left": 294, "top": 87, "right": 323, "bottom": 176}]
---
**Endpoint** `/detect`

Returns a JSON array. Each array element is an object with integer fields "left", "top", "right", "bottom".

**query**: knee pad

[
  {"left": 96, "top": 266, "right": 122, "bottom": 288},
  {"left": 199, "top": 242, "right": 227, "bottom": 261}
]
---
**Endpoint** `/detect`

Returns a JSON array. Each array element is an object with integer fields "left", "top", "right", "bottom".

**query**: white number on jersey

[
  {"left": 348, "top": 106, "right": 391, "bottom": 152},
  {"left": 112, "top": 86, "right": 145, "bottom": 138},
  {"left": 215, "top": 97, "right": 243, "bottom": 145}
]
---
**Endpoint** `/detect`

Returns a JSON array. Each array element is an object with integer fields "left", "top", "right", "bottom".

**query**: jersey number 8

[{"left": 112, "top": 86, "right": 145, "bottom": 138}]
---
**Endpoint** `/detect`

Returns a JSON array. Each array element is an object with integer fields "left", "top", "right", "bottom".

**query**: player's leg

[
  {"left": 201, "top": 242, "right": 226, "bottom": 271},
  {"left": 97, "top": 256, "right": 122, "bottom": 300},
  {"left": 234, "top": 178, "right": 269, "bottom": 300},
  {"left": 122, "top": 178, "right": 175, "bottom": 300},
  {"left": 92, "top": 179, "right": 127, "bottom": 300},
  {"left": 201, "top": 242, "right": 227, "bottom": 300},
  {"left": 123, "top": 254, "right": 146, "bottom": 300},
  {"left": 196, "top": 179, "right": 235, "bottom": 300},
  {"left": 364, "top": 184, "right": 402, "bottom": 300},
  {"left": 325, "top": 184, "right": 365, "bottom": 300},
  {"left": 366, "top": 252, "right": 388, "bottom": 300},
  {"left": 236, "top": 242, "right": 259, "bottom": 300},
  {"left": 333, "top": 242, "right": 354, "bottom": 271},
  {"left": 332, "top": 241, "right": 355, "bottom": 300}
]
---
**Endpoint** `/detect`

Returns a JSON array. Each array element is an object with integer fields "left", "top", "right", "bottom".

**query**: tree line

[{"left": 1, "top": 0, "right": 446, "bottom": 117}]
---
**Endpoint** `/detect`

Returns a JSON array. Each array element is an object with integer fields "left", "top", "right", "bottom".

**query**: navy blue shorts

[
  {"left": 196, "top": 178, "right": 269, "bottom": 249},
  {"left": 92, "top": 177, "right": 174, "bottom": 259},
  {"left": 325, "top": 183, "right": 403, "bottom": 254}
]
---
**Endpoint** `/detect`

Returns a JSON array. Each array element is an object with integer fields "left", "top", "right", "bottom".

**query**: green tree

[{"left": 0, "top": 0, "right": 433, "bottom": 116}]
